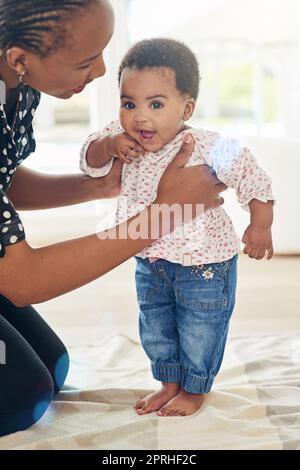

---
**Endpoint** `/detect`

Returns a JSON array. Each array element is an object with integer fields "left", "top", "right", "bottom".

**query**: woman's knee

[
  {"left": 53, "top": 349, "right": 70, "bottom": 395},
  {"left": 0, "top": 363, "right": 55, "bottom": 437}
]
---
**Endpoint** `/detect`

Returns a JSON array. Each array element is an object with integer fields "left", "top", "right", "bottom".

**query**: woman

[{"left": 0, "top": 0, "right": 226, "bottom": 436}]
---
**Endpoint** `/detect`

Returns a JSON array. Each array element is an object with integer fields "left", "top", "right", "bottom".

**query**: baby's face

[{"left": 119, "top": 67, "right": 194, "bottom": 153}]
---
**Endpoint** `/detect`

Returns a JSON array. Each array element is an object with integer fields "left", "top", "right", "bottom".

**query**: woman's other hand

[{"left": 156, "top": 134, "right": 227, "bottom": 211}]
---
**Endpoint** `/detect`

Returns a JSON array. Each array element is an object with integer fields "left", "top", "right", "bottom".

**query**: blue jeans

[{"left": 135, "top": 255, "right": 238, "bottom": 394}]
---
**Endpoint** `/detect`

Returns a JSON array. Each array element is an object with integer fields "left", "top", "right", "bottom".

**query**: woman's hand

[
  {"left": 90, "top": 158, "right": 124, "bottom": 200},
  {"left": 155, "top": 134, "right": 227, "bottom": 211}
]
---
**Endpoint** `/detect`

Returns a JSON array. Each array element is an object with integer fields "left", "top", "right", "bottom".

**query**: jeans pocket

[
  {"left": 175, "top": 264, "right": 227, "bottom": 318},
  {"left": 135, "top": 260, "right": 161, "bottom": 303}
]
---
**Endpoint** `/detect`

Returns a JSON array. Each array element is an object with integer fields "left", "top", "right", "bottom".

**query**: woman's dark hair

[
  {"left": 0, "top": 0, "right": 97, "bottom": 58},
  {"left": 118, "top": 38, "right": 200, "bottom": 101}
]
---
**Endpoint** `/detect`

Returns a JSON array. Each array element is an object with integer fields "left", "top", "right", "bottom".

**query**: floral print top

[{"left": 80, "top": 120, "right": 275, "bottom": 266}]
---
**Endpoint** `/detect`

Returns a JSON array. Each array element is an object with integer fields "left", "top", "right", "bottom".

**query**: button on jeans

[{"left": 135, "top": 255, "right": 238, "bottom": 394}]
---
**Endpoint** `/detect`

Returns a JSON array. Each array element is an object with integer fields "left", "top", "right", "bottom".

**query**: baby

[{"left": 80, "top": 39, "right": 275, "bottom": 417}]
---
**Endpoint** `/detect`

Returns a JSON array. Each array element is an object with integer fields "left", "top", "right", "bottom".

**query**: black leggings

[{"left": 0, "top": 295, "right": 69, "bottom": 437}]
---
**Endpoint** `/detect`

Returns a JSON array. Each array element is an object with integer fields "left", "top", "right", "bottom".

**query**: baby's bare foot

[
  {"left": 134, "top": 383, "right": 180, "bottom": 415},
  {"left": 157, "top": 390, "right": 205, "bottom": 417}
]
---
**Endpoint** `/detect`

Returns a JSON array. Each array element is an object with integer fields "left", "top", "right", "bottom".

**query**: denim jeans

[{"left": 135, "top": 255, "right": 238, "bottom": 394}]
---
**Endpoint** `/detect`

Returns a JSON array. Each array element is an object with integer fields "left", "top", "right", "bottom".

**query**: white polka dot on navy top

[{"left": 0, "top": 83, "right": 40, "bottom": 257}]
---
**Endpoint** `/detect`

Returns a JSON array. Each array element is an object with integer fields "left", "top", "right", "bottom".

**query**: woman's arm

[
  {"left": 7, "top": 163, "right": 122, "bottom": 210},
  {"left": 0, "top": 206, "right": 166, "bottom": 307},
  {"left": 0, "top": 138, "right": 227, "bottom": 307}
]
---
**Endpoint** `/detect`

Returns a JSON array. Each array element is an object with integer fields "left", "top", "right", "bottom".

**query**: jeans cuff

[
  {"left": 181, "top": 368, "right": 214, "bottom": 394},
  {"left": 151, "top": 362, "right": 181, "bottom": 383}
]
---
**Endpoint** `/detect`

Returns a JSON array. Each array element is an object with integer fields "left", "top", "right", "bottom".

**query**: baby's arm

[
  {"left": 211, "top": 141, "right": 275, "bottom": 260},
  {"left": 243, "top": 199, "right": 274, "bottom": 260}
]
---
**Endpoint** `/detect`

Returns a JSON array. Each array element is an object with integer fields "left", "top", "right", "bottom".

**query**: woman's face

[{"left": 6, "top": 0, "right": 115, "bottom": 99}]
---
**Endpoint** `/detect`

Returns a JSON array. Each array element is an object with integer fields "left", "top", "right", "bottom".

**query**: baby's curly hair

[{"left": 118, "top": 38, "right": 200, "bottom": 101}]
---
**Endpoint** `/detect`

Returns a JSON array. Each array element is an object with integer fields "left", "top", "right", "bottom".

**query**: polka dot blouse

[{"left": 0, "top": 84, "right": 40, "bottom": 257}]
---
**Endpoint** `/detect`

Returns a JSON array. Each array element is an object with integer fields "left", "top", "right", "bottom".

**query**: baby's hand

[
  {"left": 242, "top": 224, "right": 274, "bottom": 260},
  {"left": 108, "top": 132, "right": 145, "bottom": 164}
]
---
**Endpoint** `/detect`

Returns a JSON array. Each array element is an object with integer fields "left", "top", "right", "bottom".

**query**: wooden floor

[{"left": 35, "top": 254, "right": 300, "bottom": 345}]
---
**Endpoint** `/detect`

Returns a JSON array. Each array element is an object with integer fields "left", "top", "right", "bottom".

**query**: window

[{"left": 31, "top": 0, "right": 300, "bottom": 168}]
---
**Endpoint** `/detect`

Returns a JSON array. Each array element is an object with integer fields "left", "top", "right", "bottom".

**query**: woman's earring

[
  {"left": 17, "top": 71, "right": 26, "bottom": 97},
  {"left": 18, "top": 71, "right": 26, "bottom": 87}
]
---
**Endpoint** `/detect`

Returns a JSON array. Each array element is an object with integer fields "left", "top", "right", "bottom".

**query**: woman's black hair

[
  {"left": 118, "top": 38, "right": 200, "bottom": 101},
  {"left": 0, "top": 0, "right": 97, "bottom": 58}
]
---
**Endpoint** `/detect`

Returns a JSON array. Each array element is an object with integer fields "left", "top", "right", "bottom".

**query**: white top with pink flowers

[{"left": 80, "top": 120, "right": 275, "bottom": 266}]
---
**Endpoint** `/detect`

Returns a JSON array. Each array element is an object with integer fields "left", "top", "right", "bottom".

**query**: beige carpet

[{"left": 1, "top": 332, "right": 299, "bottom": 450}]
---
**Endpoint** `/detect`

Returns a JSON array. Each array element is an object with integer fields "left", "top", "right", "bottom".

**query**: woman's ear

[
  {"left": 183, "top": 98, "right": 196, "bottom": 121},
  {"left": 5, "top": 47, "right": 28, "bottom": 75}
]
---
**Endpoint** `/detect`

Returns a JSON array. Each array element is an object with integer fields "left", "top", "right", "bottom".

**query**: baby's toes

[
  {"left": 136, "top": 403, "right": 154, "bottom": 415},
  {"left": 158, "top": 406, "right": 173, "bottom": 417},
  {"left": 168, "top": 408, "right": 179, "bottom": 416},
  {"left": 165, "top": 407, "right": 175, "bottom": 416},
  {"left": 157, "top": 406, "right": 168, "bottom": 417},
  {"left": 134, "top": 400, "right": 145, "bottom": 410},
  {"left": 173, "top": 409, "right": 185, "bottom": 417}
]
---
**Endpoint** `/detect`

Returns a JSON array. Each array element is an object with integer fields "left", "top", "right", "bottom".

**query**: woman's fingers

[
  {"left": 156, "top": 138, "right": 229, "bottom": 213},
  {"left": 195, "top": 165, "right": 228, "bottom": 196},
  {"left": 102, "top": 158, "right": 123, "bottom": 198},
  {"left": 214, "top": 182, "right": 228, "bottom": 194},
  {"left": 212, "top": 196, "right": 225, "bottom": 208},
  {"left": 169, "top": 134, "right": 195, "bottom": 169}
]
